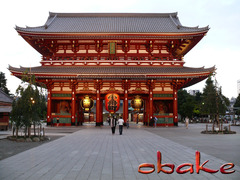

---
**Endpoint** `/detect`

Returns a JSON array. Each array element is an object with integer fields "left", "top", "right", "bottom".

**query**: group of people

[{"left": 107, "top": 116, "right": 129, "bottom": 135}]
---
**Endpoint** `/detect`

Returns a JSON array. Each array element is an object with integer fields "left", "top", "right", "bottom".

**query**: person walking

[
  {"left": 110, "top": 117, "right": 116, "bottom": 134},
  {"left": 118, "top": 116, "right": 124, "bottom": 135},
  {"left": 126, "top": 119, "right": 129, "bottom": 129},
  {"left": 185, "top": 116, "right": 189, "bottom": 129}
]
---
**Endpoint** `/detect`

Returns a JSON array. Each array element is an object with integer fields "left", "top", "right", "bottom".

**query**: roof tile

[{"left": 16, "top": 13, "right": 209, "bottom": 34}]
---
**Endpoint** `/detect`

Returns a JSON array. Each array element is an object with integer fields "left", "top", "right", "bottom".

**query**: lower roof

[
  {"left": 0, "top": 89, "right": 13, "bottom": 104},
  {"left": 0, "top": 106, "right": 12, "bottom": 113},
  {"left": 9, "top": 65, "right": 214, "bottom": 78},
  {"left": 9, "top": 65, "right": 214, "bottom": 88}
]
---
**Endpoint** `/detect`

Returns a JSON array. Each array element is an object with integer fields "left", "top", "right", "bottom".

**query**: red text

[{"left": 138, "top": 151, "right": 235, "bottom": 174}]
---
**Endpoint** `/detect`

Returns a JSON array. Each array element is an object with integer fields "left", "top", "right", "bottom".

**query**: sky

[{"left": 0, "top": 0, "right": 239, "bottom": 99}]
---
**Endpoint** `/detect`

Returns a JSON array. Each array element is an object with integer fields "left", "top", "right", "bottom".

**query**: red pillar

[
  {"left": 123, "top": 89, "right": 128, "bottom": 122},
  {"left": 147, "top": 79, "right": 154, "bottom": 122},
  {"left": 71, "top": 88, "right": 76, "bottom": 126},
  {"left": 144, "top": 99, "right": 149, "bottom": 125},
  {"left": 149, "top": 88, "right": 153, "bottom": 120},
  {"left": 100, "top": 98, "right": 103, "bottom": 125},
  {"left": 47, "top": 89, "right": 52, "bottom": 126},
  {"left": 96, "top": 89, "right": 101, "bottom": 126},
  {"left": 76, "top": 100, "right": 80, "bottom": 126},
  {"left": 173, "top": 88, "right": 178, "bottom": 126}
]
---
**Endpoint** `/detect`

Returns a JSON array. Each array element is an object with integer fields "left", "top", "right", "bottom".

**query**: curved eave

[
  {"left": 9, "top": 65, "right": 214, "bottom": 81},
  {"left": 16, "top": 29, "right": 209, "bottom": 38}
]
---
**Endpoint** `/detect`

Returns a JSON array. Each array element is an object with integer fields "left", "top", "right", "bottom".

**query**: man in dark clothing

[{"left": 110, "top": 117, "right": 116, "bottom": 134}]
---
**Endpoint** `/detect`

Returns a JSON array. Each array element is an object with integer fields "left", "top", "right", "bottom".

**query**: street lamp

[{"left": 30, "top": 97, "right": 35, "bottom": 104}]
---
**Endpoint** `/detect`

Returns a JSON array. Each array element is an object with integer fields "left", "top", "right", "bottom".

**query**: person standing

[
  {"left": 118, "top": 116, "right": 124, "bottom": 135},
  {"left": 107, "top": 115, "right": 111, "bottom": 125},
  {"left": 154, "top": 117, "right": 157, "bottom": 128},
  {"left": 185, "top": 116, "right": 189, "bottom": 129},
  {"left": 136, "top": 113, "right": 139, "bottom": 124},
  {"left": 110, "top": 117, "right": 116, "bottom": 134}
]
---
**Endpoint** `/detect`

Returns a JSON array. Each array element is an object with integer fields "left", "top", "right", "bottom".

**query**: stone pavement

[{"left": 0, "top": 125, "right": 239, "bottom": 180}]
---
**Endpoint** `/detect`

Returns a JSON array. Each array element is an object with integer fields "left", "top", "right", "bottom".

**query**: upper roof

[{"left": 15, "top": 12, "right": 209, "bottom": 34}]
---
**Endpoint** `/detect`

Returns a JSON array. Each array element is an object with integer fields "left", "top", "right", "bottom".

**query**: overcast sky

[{"left": 0, "top": 0, "right": 239, "bottom": 98}]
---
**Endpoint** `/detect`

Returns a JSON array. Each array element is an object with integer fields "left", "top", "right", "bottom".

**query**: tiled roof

[
  {"left": 15, "top": 12, "right": 209, "bottom": 34},
  {"left": 0, "top": 89, "right": 13, "bottom": 104},
  {"left": 9, "top": 65, "right": 214, "bottom": 79},
  {"left": 0, "top": 106, "right": 12, "bottom": 113}
]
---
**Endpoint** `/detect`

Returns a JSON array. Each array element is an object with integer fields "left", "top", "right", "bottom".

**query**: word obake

[{"left": 138, "top": 151, "right": 235, "bottom": 174}]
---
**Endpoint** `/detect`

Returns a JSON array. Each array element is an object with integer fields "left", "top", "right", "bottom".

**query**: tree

[
  {"left": 11, "top": 97, "right": 23, "bottom": 137},
  {"left": 201, "top": 76, "right": 217, "bottom": 119},
  {"left": 178, "top": 89, "right": 195, "bottom": 120},
  {"left": 201, "top": 75, "right": 229, "bottom": 125},
  {"left": 234, "top": 94, "right": 240, "bottom": 118},
  {"left": 10, "top": 72, "right": 47, "bottom": 137},
  {"left": 0, "top": 72, "right": 10, "bottom": 95},
  {"left": 189, "top": 91, "right": 203, "bottom": 118}
]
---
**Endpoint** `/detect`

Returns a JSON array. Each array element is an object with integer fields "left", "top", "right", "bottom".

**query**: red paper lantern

[{"left": 105, "top": 93, "right": 120, "bottom": 113}]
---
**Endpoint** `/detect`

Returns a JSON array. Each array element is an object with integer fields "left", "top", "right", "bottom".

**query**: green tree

[
  {"left": 217, "top": 87, "right": 230, "bottom": 116},
  {"left": 0, "top": 72, "right": 10, "bottom": 95},
  {"left": 11, "top": 97, "right": 23, "bottom": 137},
  {"left": 192, "top": 91, "right": 203, "bottom": 118},
  {"left": 178, "top": 89, "right": 195, "bottom": 120},
  {"left": 201, "top": 75, "right": 229, "bottom": 123},
  {"left": 10, "top": 72, "right": 47, "bottom": 137},
  {"left": 234, "top": 94, "right": 240, "bottom": 118},
  {"left": 201, "top": 76, "right": 217, "bottom": 119}
]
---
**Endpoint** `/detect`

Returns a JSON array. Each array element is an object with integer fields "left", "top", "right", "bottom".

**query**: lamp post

[
  {"left": 29, "top": 97, "right": 35, "bottom": 136},
  {"left": 30, "top": 97, "right": 35, "bottom": 104}
]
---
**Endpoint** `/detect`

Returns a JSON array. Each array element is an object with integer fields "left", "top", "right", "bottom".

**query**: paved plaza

[{"left": 0, "top": 123, "right": 239, "bottom": 180}]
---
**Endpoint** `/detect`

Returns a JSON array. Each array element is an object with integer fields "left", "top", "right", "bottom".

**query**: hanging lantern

[
  {"left": 131, "top": 95, "right": 143, "bottom": 111},
  {"left": 80, "top": 95, "right": 94, "bottom": 112},
  {"left": 105, "top": 93, "right": 120, "bottom": 113}
]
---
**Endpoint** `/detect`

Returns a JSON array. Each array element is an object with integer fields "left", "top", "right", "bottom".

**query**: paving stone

[{"left": 0, "top": 126, "right": 239, "bottom": 180}]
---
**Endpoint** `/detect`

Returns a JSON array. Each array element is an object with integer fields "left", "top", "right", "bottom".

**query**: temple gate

[{"left": 9, "top": 12, "right": 214, "bottom": 126}]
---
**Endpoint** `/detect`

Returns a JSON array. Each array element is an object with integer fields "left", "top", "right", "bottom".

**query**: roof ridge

[
  {"left": 49, "top": 12, "right": 178, "bottom": 18},
  {"left": 45, "top": 14, "right": 57, "bottom": 29},
  {"left": 169, "top": 14, "right": 181, "bottom": 29}
]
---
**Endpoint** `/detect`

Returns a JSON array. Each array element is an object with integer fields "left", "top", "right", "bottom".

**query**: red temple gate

[{"left": 9, "top": 12, "right": 214, "bottom": 126}]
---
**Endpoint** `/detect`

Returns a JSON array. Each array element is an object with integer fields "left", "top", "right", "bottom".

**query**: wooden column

[
  {"left": 149, "top": 88, "right": 153, "bottom": 120},
  {"left": 71, "top": 81, "right": 77, "bottom": 126},
  {"left": 46, "top": 80, "right": 53, "bottom": 126},
  {"left": 144, "top": 99, "right": 149, "bottom": 125},
  {"left": 122, "top": 79, "right": 130, "bottom": 123},
  {"left": 147, "top": 79, "right": 155, "bottom": 121},
  {"left": 47, "top": 90, "right": 52, "bottom": 125},
  {"left": 76, "top": 99, "right": 80, "bottom": 126},
  {"left": 95, "top": 80, "right": 102, "bottom": 126},
  {"left": 173, "top": 88, "right": 178, "bottom": 126},
  {"left": 96, "top": 89, "right": 101, "bottom": 126},
  {"left": 124, "top": 89, "right": 128, "bottom": 123},
  {"left": 100, "top": 99, "right": 103, "bottom": 125}
]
